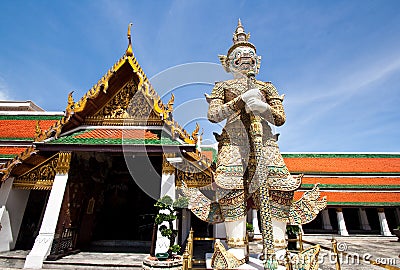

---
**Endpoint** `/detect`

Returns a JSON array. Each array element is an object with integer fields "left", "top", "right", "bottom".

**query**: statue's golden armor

[{"left": 182, "top": 20, "right": 326, "bottom": 270}]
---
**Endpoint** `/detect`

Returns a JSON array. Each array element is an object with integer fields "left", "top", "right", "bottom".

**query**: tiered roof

[
  {"left": 0, "top": 24, "right": 212, "bottom": 182},
  {"left": 0, "top": 114, "right": 63, "bottom": 164},
  {"left": 285, "top": 153, "right": 400, "bottom": 207},
  {"left": 0, "top": 114, "right": 62, "bottom": 141}
]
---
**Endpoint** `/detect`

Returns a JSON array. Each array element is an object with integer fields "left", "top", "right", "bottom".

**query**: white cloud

[{"left": 286, "top": 51, "right": 400, "bottom": 127}]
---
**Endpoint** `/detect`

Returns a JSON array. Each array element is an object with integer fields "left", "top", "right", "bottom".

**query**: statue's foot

[
  {"left": 211, "top": 240, "right": 246, "bottom": 269},
  {"left": 264, "top": 253, "right": 278, "bottom": 270}
]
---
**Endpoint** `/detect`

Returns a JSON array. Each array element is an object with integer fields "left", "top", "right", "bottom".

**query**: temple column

[
  {"left": 359, "top": 208, "right": 371, "bottom": 231},
  {"left": 252, "top": 209, "right": 261, "bottom": 238},
  {"left": 336, "top": 208, "right": 349, "bottom": 236},
  {"left": 24, "top": 152, "right": 71, "bottom": 269},
  {"left": 321, "top": 209, "right": 333, "bottom": 230},
  {"left": 155, "top": 155, "right": 176, "bottom": 254},
  {"left": 0, "top": 177, "right": 30, "bottom": 252},
  {"left": 377, "top": 208, "right": 393, "bottom": 236}
]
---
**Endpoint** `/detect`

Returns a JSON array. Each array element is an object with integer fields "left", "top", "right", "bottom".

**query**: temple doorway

[{"left": 77, "top": 154, "right": 161, "bottom": 252}]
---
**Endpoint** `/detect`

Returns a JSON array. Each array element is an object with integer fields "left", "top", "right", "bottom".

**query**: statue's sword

[{"left": 246, "top": 72, "right": 277, "bottom": 269}]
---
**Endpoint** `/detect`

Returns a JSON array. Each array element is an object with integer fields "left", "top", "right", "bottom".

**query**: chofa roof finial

[{"left": 126, "top": 23, "right": 133, "bottom": 57}]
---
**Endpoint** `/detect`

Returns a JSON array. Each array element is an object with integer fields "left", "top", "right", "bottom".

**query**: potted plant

[
  {"left": 143, "top": 195, "right": 188, "bottom": 270},
  {"left": 393, "top": 225, "right": 400, "bottom": 241},
  {"left": 246, "top": 222, "right": 254, "bottom": 242},
  {"left": 286, "top": 224, "right": 300, "bottom": 250}
]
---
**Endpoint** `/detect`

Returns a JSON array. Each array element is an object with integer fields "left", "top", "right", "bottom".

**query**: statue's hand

[
  {"left": 241, "top": 88, "right": 262, "bottom": 103},
  {"left": 245, "top": 97, "right": 270, "bottom": 113}
]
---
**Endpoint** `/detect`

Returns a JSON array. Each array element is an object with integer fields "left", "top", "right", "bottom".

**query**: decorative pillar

[
  {"left": 359, "top": 208, "right": 371, "bottom": 231},
  {"left": 252, "top": 209, "right": 261, "bottom": 238},
  {"left": 155, "top": 155, "right": 177, "bottom": 254},
  {"left": 24, "top": 152, "right": 71, "bottom": 269},
  {"left": 336, "top": 208, "right": 349, "bottom": 236},
  {"left": 321, "top": 209, "right": 333, "bottom": 230},
  {"left": 0, "top": 177, "right": 30, "bottom": 252},
  {"left": 377, "top": 208, "right": 393, "bottom": 236}
]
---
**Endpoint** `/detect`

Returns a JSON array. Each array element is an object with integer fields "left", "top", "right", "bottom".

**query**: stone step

[
  {"left": 0, "top": 251, "right": 147, "bottom": 269},
  {"left": 43, "top": 252, "right": 147, "bottom": 269},
  {"left": 0, "top": 250, "right": 29, "bottom": 269}
]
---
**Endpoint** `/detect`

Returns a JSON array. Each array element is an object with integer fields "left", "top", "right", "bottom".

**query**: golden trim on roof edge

[{"left": 0, "top": 23, "right": 207, "bottom": 181}]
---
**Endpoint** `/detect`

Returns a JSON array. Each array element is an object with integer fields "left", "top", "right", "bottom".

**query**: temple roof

[
  {"left": 283, "top": 153, "right": 400, "bottom": 175},
  {"left": 0, "top": 146, "right": 28, "bottom": 159},
  {"left": 33, "top": 127, "right": 196, "bottom": 154},
  {"left": 0, "top": 113, "right": 63, "bottom": 166},
  {"left": 0, "top": 25, "right": 206, "bottom": 181},
  {"left": 300, "top": 176, "right": 400, "bottom": 189},
  {"left": 286, "top": 153, "right": 400, "bottom": 207},
  {"left": 294, "top": 191, "right": 399, "bottom": 207},
  {"left": 0, "top": 100, "right": 45, "bottom": 111},
  {"left": 0, "top": 114, "right": 63, "bottom": 141}
]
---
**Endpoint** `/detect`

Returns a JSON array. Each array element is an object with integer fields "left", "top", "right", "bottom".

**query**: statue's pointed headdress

[{"left": 219, "top": 19, "right": 261, "bottom": 73}]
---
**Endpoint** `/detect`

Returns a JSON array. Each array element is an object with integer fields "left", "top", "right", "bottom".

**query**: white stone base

[
  {"left": 142, "top": 255, "right": 182, "bottom": 270},
  {"left": 205, "top": 253, "right": 286, "bottom": 270}
]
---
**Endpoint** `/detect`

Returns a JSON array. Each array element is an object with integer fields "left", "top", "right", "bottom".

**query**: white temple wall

[{"left": 0, "top": 178, "right": 30, "bottom": 251}]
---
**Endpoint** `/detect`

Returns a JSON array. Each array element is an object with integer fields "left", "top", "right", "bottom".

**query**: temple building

[{"left": 0, "top": 27, "right": 399, "bottom": 269}]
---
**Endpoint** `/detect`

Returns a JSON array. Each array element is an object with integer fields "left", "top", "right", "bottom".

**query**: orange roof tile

[
  {"left": 75, "top": 129, "right": 159, "bottom": 140},
  {"left": 302, "top": 177, "right": 400, "bottom": 186},
  {"left": 284, "top": 157, "right": 400, "bottom": 173},
  {"left": 0, "top": 146, "right": 28, "bottom": 156},
  {"left": 0, "top": 119, "right": 59, "bottom": 139},
  {"left": 201, "top": 150, "right": 214, "bottom": 162},
  {"left": 294, "top": 191, "right": 400, "bottom": 205}
]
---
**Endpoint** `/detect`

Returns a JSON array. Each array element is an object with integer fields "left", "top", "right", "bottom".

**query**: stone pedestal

[{"left": 142, "top": 255, "right": 182, "bottom": 270}]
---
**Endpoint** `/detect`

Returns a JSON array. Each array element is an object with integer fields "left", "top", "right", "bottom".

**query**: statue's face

[{"left": 228, "top": 46, "right": 259, "bottom": 76}]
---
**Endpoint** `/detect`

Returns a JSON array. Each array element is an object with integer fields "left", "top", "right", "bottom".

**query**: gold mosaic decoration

[
  {"left": 175, "top": 157, "right": 213, "bottom": 188},
  {"left": 1, "top": 24, "right": 201, "bottom": 182},
  {"left": 12, "top": 152, "right": 71, "bottom": 190},
  {"left": 211, "top": 239, "right": 246, "bottom": 269}
]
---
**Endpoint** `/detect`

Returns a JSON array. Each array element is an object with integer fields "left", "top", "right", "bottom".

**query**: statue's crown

[{"left": 228, "top": 19, "right": 256, "bottom": 56}]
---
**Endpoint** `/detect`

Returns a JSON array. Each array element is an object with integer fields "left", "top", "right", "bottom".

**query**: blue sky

[{"left": 0, "top": 0, "right": 399, "bottom": 152}]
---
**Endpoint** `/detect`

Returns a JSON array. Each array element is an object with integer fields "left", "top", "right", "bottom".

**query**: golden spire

[
  {"left": 233, "top": 18, "right": 250, "bottom": 44},
  {"left": 126, "top": 23, "right": 133, "bottom": 57},
  {"left": 227, "top": 19, "right": 255, "bottom": 56}
]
